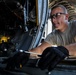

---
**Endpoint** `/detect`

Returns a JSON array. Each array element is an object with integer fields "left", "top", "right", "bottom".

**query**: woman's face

[{"left": 51, "top": 7, "right": 69, "bottom": 32}]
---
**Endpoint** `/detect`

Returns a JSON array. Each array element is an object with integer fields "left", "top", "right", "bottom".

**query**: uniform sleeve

[
  {"left": 44, "top": 31, "right": 56, "bottom": 45},
  {"left": 70, "top": 20, "right": 76, "bottom": 36},
  {"left": 71, "top": 20, "right": 76, "bottom": 42}
]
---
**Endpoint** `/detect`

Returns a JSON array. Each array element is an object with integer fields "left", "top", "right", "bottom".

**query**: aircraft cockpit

[{"left": 0, "top": 0, "right": 76, "bottom": 75}]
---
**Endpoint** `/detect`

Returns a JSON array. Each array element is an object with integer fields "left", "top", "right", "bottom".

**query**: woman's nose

[{"left": 52, "top": 17, "right": 57, "bottom": 22}]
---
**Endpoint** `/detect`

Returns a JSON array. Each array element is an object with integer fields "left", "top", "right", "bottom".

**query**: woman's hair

[{"left": 51, "top": 5, "right": 68, "bottom": 14}]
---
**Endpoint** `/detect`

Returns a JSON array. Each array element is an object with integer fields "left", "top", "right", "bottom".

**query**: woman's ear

[{"left": 65, "top": 14, "right": 69, "bottom": 20}]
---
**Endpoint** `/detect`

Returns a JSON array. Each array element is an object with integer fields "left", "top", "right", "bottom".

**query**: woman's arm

[
  {"left": 65, "top": 43, "right": 76, "bottom": 56},
  {"left": 29, "top": 41, "right": 51, "bottom": 58}
]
